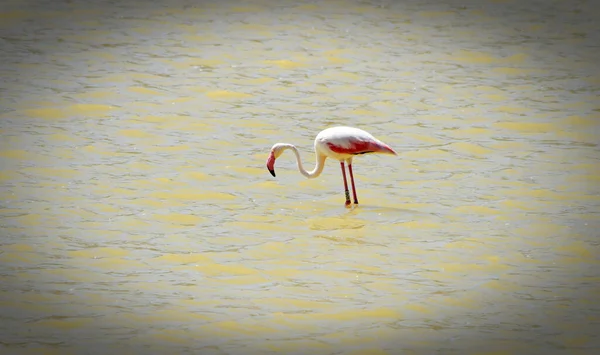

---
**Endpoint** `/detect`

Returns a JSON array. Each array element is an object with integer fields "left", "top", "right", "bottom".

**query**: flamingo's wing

[{"left": 326, "top": 136, "right": 396, "bottom": 155}]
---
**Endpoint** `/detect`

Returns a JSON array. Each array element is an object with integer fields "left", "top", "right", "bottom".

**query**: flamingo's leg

[
  {"left": 340, "top": 162, "right": 351, "bottom": 206},
  {"left": 348, "top": 163, "right": 359, "bottom": 204}
]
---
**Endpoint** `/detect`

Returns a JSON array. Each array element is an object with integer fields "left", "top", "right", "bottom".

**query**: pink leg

[
  {"left": 340, "top": 162, "right": 351, "bottom": 206},
  {"left": 348, "top": 163, "right": 359, "bottom": 204}
]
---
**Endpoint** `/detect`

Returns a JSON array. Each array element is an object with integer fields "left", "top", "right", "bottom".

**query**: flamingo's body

[{"left": 266, "top": 126, "right": 396, "bottom": 206}]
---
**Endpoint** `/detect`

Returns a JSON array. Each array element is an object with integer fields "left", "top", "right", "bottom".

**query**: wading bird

[{"left": 266, "top": 126, "right": 396, "bottom": 206}]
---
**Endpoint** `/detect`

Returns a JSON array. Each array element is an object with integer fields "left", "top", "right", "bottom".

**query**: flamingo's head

[{"left": 266, "top": 143, "right": 285, "bottom": 177}]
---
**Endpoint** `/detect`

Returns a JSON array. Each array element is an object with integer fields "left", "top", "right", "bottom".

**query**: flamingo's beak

[{"left": 266, "top": 152, "right": 276, "bottom": 177}]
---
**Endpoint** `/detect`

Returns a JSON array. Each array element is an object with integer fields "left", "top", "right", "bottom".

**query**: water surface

[{"left": 1, "top": 0, "right": 599, "bottom": 354}]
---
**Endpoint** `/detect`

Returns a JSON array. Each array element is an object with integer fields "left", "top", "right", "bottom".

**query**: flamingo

[{"left": 266, "top": 126, "right": 397, "bottom": 206}]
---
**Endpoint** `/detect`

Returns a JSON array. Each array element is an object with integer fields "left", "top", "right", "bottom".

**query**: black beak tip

[{"left": 268, "top": 168, "right": 276, "bottom": 177}]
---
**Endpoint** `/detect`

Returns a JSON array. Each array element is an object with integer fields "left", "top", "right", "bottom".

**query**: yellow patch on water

[
  {"left": 560, "top": 336, "right": 592, "bottom": 347},
  {"left": 241, "top": 77, "right": 276, "bottom": 85},
  {"left": 395, "top": 220, "right": 441, "bottom": 229},
  {"left": 323, "top": 49, "right": 350, "bottom": 57},
  {"left": 181, "top": 34, "right": 219, "bottom": 43},
  {"left": 344, "top": 95, "right": 370, "bottom": 103},
  {"left": 494, "top": 121, "right": 557, "bottom": 133},
  {"left": 151, "top": 191, "right": 236, "bottom": 201},
  {"left": 403, "top": 148, "right": 450, "bottom": 159},
  {"left": 403, "top": 133, "right": 444, "bottom": 145},
  {"left": 556, "top": 241, "right": 594, "bottom": 258},
  {"left": 481, "top": 280, "right": 518, "bottom": 292},
  {"left": 67, "top": 247, "right": 129, "bottom": 258},
  {"left": 81, "top": 145, "right": 113, "bottom": 156},
  {"left": 347, "top": 349, "right": 390, "bottom": 355},
  {"left": 118, "top": 129, "right": 157, "bottom": 138},
  {"left": 493, "top": 67, "right": 531, "bottom": 75},
  {"left": 500, "top": 200, "right": 535, "bottom": 211},
  {"left": 128, "top": 86, "right": 163, "bottom": 95},
  {"left": 231, "top": 166, "right": 264, "bottom": 176},
  {"left": 495, "top": 106, "right": 531, "bottom": 114},
  {"left": 5, "top": 347, "right": 78, "bottom": 355},
  {"left": 103, "top": 187, "right": 138, "bottom": 197},
  {"left": 237, "top": 23, "right": 271, "bottom": 31},
  {"left": 230, "top": 5, "right": 262, "bottom": 12},
  {"left": 144, "top": 329, "right": 191, "bottom": 343},
  {"left": 131, "top": 27, "right": 155, "bottom": 35},
  {"left": 405, "top": 304, "right": 433, "bottom": 314},
  {"left": 0, "top": 252, "right": 38, "bottom": 263},
  {"left": 563, "top": 114, "right": 598, "bottom": 126},
  {"left": 489, "top": 141, "right": 532, "bottom": 150},
  {"left": 505, "top": 188, "right": 570, "bottom": 200},
  {"left": 449, "top": 142, "right": 493, "bottom": 156},
  {"left": 557, "top": 130, "right": 598, "bottom": 145},
  {"left": 345, "top": 108, "right": 384, "bottom": 116},
  {"left": 183, "top": 171, "right": 210, "bottom": 181},
  {"left": 566, "top": 174, "right": 600, "bottom": 183},
  {"left": 482, "top": 94, "right": 507, "bottom": 101},
  {"left": 570, "top": 163, "right": 600, "bottom": 174},
  {"left": 245, "top": 241, "right": 288, "bottom": 258},
  {"left": 200, "top": 320, "right": 275, "bottom": 337},
  {"left": 308, "top": 217, "right": 365, "bottom": 231},
  {"left": 472, "top": 351, "right": 514, "bottom": 355},
  {"left": 22, "top": 167, "right": 79, "bottom": 178},
  {"left": 454, "top": 205, "right": 499, "bottom": 215},
  {"left": 1, "top": 297, "right": 56, "bottom": 314},
  {"left": 503, "top": 53, "right": 529, "bottom": 64},
  {"left": 264, "top": 60, "right": 305, "bottom": 69},
  {"left": 0, "top": 149, "right": 35, "bottom": 159},
  {"left": 21, "top": 108, "right": 64, "bottom": 119},
  {"left": 44, "top": 268, "right": 104, "bottom": 283},
  {"left": 514, "top": 223, "right": 568, "bottom": 237},
  {"left": 205, "top": 90, "right": 252, "bottom": 99},
  {"left": 48, "top": 133, "right": 80, "bottom": 143},
  {"left": 326, "top": 56, "right": 351, "bottom": 64},
  {"left": 452, "top": 50, "right": 496, "bottom": 64},
  {"left": 154, "top": 213, "right": 204, "bottom": 225},
  {"left": 263, "top": 339, "right": 331, "bottom": 353},
  {"left": 444, "top": 239, "right": 483, "bottom": 250},
  {"left": 69, "top": 103, "right": 116, "bottom": 114},
  {"left": 474, "top": 85, "right": 505, "bottom": 93},
  {"left": 195, "top": 263, "right": 259, "bottom": 276},
  {"left": 293, "top": 307, "right": 401, "bottom": 322},
  {"left": 187, "top": 58, "right": 225, "bottom": 67},
  {"left": 0, "top": 10, "right": 31, "bottom": 21},
  {"left": 168, "top": 97, "right": 196, "bottom": 104},
  {"left": 154, "top": 253, "right": 212, "bottom": 264},
  {"left": 295, "top": 3, "right": 319, "bottom": 10},
  {"left": 2, "top": 243, "right": 35, "bottom": 252},
  {"left": 212, "top": 274, "right": 270, "bottom": 285},
  {"left": 419, "top": 11, "right": 455, "bottom": 17},
  {"left": 254, "top": 298, "right": 332, "bottom": 310},
  {"left": 129, "top": 73, "right": 163, "bottom": 81},
  {"left": 315, "top": 235, "right": 373, "bottom": 246},
  {"left": 455, "top": 127, "right": 492, "bottom": 137},
  {"left": 132, "top": 177, "right": 179, "bottom": 188},
  {"left": 438, "top": 293, "right": 484, "bottom": 308},
  {"left": 88, "top": 258, "right": 148, "bottom": 270},
  {"left": 406, "top": 101, "right": 435, "bottom": 110},
  {"left": 138, "top": 309, "right": 211, "bottom": 324},
  {"left": 338, "top": 72, "right": 362, "bottom": 80},
  {"left": 35, "top": 318, "right": 95, "bottom": 330},
  {"left": 137, "top": 115, "right": 177, "bottom": 124},
  {"left": 226, "top": 221, "right": 291, "bottom": 232},
  {"left": 147, "top": 145, "right": 191, "bottom": 153}
]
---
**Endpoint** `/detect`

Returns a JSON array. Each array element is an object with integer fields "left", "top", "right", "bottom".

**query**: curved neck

[{"left": 283, "top": 144, "right": 326, "bottom": 179}]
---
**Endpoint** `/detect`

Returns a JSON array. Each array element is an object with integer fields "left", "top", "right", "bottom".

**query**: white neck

[{"left": 281, "top": 144, "right": 326, "bottom": 179}]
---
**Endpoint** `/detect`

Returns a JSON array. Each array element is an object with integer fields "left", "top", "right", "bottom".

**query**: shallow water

[{"left": 1, "top": 0, "right": 599, "bottom": 354}]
